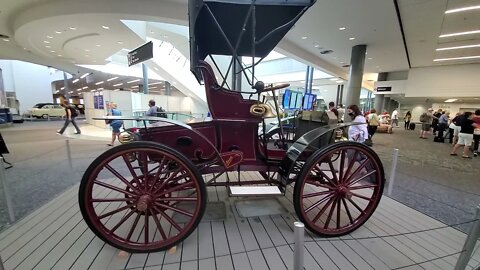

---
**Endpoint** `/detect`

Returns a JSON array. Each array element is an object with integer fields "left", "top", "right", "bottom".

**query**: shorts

[
  {"left": 457, "top": 133, "right": 473, "bottom": 146},
  {"left": 454, "top": 126, "right": 461, "bottom": 136},
  {"left": 421, "top": 123, "right": 431, "bottom": 131},
  {"left": 111, "top": 123, "right": 122, "bottom": 134}
]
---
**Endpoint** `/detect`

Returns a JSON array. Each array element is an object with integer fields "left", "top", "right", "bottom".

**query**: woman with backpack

[{"left": 367, "top": 108, "right": 380, "bottom": 139}]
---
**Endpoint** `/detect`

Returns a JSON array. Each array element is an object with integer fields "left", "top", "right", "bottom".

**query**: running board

[{"left": 228, "top": 186, "right": 283, "bottom": 197}]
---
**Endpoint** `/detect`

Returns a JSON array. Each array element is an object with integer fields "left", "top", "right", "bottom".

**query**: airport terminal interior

[{"left": 0, "top": 0, "right": 480, "bottom": 269}]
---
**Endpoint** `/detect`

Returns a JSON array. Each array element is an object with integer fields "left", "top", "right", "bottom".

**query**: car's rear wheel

[{"left": 41, "top": 114, "right": 49, "bottom": 119}]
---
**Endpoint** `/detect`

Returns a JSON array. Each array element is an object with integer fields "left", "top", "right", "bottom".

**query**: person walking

[
  {"left": 391, "top": 108, "right": 399, "bottom": 127},
  {"left": 450, "top": 112, "right": 478, "bottom": 158},
  {"left": 329, "top": 102, "right": 339, "bottom": 118},
  {"left": 107, "top": 102, "right": 123, "bottom": 146},
  {"left": 337, "top": 104, "right": 345, "bottom": 123},
  {"left": 419, "top": 108, "right": 435, "bottom": 139},
  {"left": 436, "top": 111, "right": 449, "bottom": 142},
  {"left": 146, "top": 99, "right": 159, "bottom": 116},
  {"left": 57, "top": 100, "right": 81, "bottom": 135},
  {"left": 367, "top": 108, "right": 380, "bottom": 139},
  {"left": 404, "top": 111, "right": 412, "bottom": 130},
  {"left": 473, "top": 110, "right": 480, "bottom": 157}
]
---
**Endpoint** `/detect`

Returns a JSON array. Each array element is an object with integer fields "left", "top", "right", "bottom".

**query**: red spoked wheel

[
  {"left": 79, "top": 141, "right": 206, "bottom": 253},
  {"left": 293, "top": 142, "right": 384, "bottom": 237}
]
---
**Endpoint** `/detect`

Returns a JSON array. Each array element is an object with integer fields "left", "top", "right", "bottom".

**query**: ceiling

[{"left": 0, "top": 0, "right": 479, "bottom": 101}]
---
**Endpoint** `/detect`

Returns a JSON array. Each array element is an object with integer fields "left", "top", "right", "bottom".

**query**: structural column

[
  {"left": 383, "top": 96, "right": 391, "bottom": 113},
  {"left": 374, "top": 94, "right": 384, "bottom": 113},
  {"left": 142, "top": 63, "right": 148, "bottom": 94},
  {"left": 344, "top": 45, "right": 367, "bottom": 107},
  {"left": 165, "top": 81, "right": 171, "bottom": 96},
  {"left": 63, "top": 72, "right": 70, "bottom": 100}
]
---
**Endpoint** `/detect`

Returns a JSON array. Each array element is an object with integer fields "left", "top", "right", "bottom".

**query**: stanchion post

[
  {"left": 0, "top": 157, "right": 15, "bottom": 223},
  {"left": 454, "top": 205, "right": 480, "bottom": 270},
  {"left": 65, "top": 139, "right": 73, "bottom": 170},
  {"left": 294, "top": 221, "right": 304, "bottom": 270},
  {"left": 387, "top": 148, "right": 399, "bottom": 196}
]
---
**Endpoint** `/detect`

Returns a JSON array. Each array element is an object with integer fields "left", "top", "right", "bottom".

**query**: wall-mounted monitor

[
  {"left": 290, "top": 91, "right": 298, "bottom": 109},
  {"left": 282, "top": 89, "right": 291, "bottom": 109},
  {"left": 294, "top": 92, "right": 303, "bottom": 109},
  {"left": 302, "top": 93, "right": 317, "bottom": 111}
]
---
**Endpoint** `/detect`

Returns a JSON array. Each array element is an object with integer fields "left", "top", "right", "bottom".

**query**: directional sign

[
  {"left": 376, "top": 86, "right": 392, "bottom": 92},
  {"left": 127, "top": 41, "right": 153, "bottom": 66}
]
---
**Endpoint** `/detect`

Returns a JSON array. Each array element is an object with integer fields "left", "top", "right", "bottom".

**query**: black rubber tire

[
  {"left": 79, "top": 141, "right": 207, "bottom": 253},
  {"left": 293, "top": 141, "right": 385, "bottom": 237}
]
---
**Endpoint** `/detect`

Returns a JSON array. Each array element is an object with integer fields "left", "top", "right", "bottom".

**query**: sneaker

[
  {"left": 474, "top": 152, "right": 478, "bottom": 157},
  {"left": 74, "top": 132, "right": 81, "bottom": 134},
  {"left": 56, "top": 131, "right": 62, "bottom": 135}
]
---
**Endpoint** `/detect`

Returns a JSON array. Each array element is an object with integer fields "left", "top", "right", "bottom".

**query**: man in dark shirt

[
  {"left": 56, "top": 101, "right": 81, "bottom": 135},
  {"left": 450, "top": 111, "right": 479, "bottom": 158}
]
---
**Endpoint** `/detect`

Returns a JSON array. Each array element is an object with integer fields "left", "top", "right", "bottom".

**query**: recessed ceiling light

[
  {"left": 97, "top": 88, "right": 104, "bottom": 90},
  {"left": 55, "top": 31, "right": 62, "bottom": 34},
  {"left": 69, "top": 27, "right": 76, "bottom": 30},
  {"left": 340, "top": 61, "right": 345, "bottom": 64},
  {"left": 107, "top": 76, "right": 119, "bottom": 82},
  {"left": 68, "top": 91, "right": 73, "bottom": 94},
  {"left": 96, "top": 44, "right": 101, "bottom": 47},
  {"left": 149, "top": 82, "right": 163, "bottom": 86},
  {"left": 50, "top": 50, "right": 56, "bottom": 53},
  {"left": 127, "top": 79, "right": 140, "bottom": 84},
  {"left": 113, "top": 83, "right": 123, "bottom": 87},
  {"left": 2, "top": 39, "right": 9, "bottom": 42},
  {"left": 45, "top": 45, "right": 51, "bottom": 48},
  {"left": 349, "top": 37, "right": 355, "bottom": 40},
  {"left": 57, "top": 54, "right": 62, "bottom": 57},
  {"left": 85, "top": 49, "right": 90, "bottom": 52},
  {"left": 445, "top": 5, "right": 480, "bottom": 14},
  {"left": 330, "top": 78, "right": 338, "bottom": 81},
  {"left": 80, "top": 73, "right": 90, "bottom": 79},
  {"left": 368, "top": 57, "right": 373, "bottom": 60},
  {"left": 90, "top": 90, "right": 96, "bottom": 92},
  {"left": 82, "top": 86, "right": 88, "bottom": 89},
  {"left": 336, "top": 80, "right": 344, "bottom": 83},
  {"left": 117, "top": 41, "right": 123, "bottom": 44},
  {"left": 72, "top": 79, "right": 79, "bottom": 83},
  {"left": 85, "top": 55, "right": 89, "bottom": 57},
  {"left": 95, "top": 81, "right": 104, "bottom": 85},
  {"left": 439, "top": 30, "right": 480, "bottom": 38},
  {"left": 150, "top": 86, "right": 157, "bottom": 89},
  {"left": 60, "top": 87, "right": 65, "bottom": 90},
  {"left": 301, "top": 36, "right": 307, "bottom": 40},
  {"left": 102, "top": 25, "right": 110, "bottom": 30},
  {"left": 436, "top": 44, "right": 480, "bottom": 51},
  {"left": 444, "top": 99, "right": 458, "bottom": 102},
  {"left": 339, "top": 27, "right": 346, "bottom": 30},
  {"left": 43, "top": 40, "right": 50, "bottom": 44},
  {"left": 434, "top": 55, "right": 480, "bottom": 61},
  {"left": 314, "top": 44, "right": 320, "bottom": 48},
  {"left": 47, "top": 35, "right": 53, "bottom": 39}
]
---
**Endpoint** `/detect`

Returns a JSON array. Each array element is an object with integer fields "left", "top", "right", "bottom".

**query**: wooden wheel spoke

[
  {"left": 109, "top": 210, "right": 135, "bottom": 233},
  {"left": 94, "top": 180, "right": 137, "bottom": 197},
  {"left": 155, "top": 202, "right": 194, "bottom": 217},
  {"left": 341, "top": 198, "right": 354, "bottom": 224},
  {"left": 350, "top": 192, "right": 374, "bottom": 201},
  {"left": 156, "top": 197, "right": 197, "bottom": 202},
  {"left": 336, "top": 197, "right": 341, "bottom": 229},
  {"left": 343, "top": 158, "right": 369, "bottom": 185},
  {"left": 347, "top": 197, "right": 366, "bottom": 215},
  {"left": 99, "top": 204, "right": 132, "bottom": 220},
  {"left": 150, "top": 209, "right": 168, "bottom": 240},
  {"left": 91, "top": 198, "right": 135, "bottom": 203},
  {"left": 122, "top": 154, "right": 143, "bottom": 189},
  {"left": 339, "top": 150, "right": 346, "bottom": 181},
  {"left": 144, "top": 212, "right": 149, "bottom": 244},
  {"left": 348, "top": 184, "right": 377, "bottom": 190},
  {"left": 154, "top": 206, "right": 183, "bottom": 232},
  {"left": 343, "top": 150, "right": 359, "bottom": 183},
  {"left": 323, "top": 198, "right": 338, "bottom": 229},
  {"left": 327, "top": 158, "right": 339, "bottom": 184},
  {"left": 104, "top": 164, "right": 139, "bottom": 192},
  {"left": 311, "top": 195, "right": 336, "bottom": 223},
  {"left": 305, "top": 193, "right": 334, "bottom": 213},
  {"left": 126, "top": 213, "right": 142, "bottom": 241},
  {"left": 151, "top": 169, "right": 184, "bottom": 195},
  {"left": 347, "top": 170, "right": 376, "bottom": 187},
  {"left": 305, "top": 179, "right": 334, "bottom": 189},
  {"left": 313, "top": 164, "right": 337, "bottom": 186},
  {"left": 157, "top": 181, "right": 195, "bottom": 198},
  {"left": 302, "top": 190, "right": 331, "bottom": 199}
]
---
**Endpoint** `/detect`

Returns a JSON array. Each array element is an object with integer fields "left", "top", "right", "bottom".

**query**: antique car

[{"left": 79, "top": 0, "right": 385, "bottom": 253}]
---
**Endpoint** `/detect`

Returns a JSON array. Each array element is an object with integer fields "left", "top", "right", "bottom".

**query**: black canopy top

[{"left": 189, "top": 0, "right": 315, "bottom": 82}]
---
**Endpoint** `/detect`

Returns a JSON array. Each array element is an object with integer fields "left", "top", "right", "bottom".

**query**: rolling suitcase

[{"left": 409, "top": 123, "right": 416, "bottom": 130}]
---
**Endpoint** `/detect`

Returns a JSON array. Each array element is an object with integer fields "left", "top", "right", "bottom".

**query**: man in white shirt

[{"left": 391, "top": 109, "right": 399, "bottom": 127}]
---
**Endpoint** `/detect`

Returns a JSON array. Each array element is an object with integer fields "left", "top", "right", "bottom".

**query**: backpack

[
  {"left": 70, "top": 105, "right": 79, "bottom": 117},
  {"left": 419, "top": 113, "right": 427, "bottom": 123},
  {"left": 368, "top": 114, "right": 379, "bottom": 126},
  {"left": 157, "top": 106, "right": 167, "bottom": 118}
]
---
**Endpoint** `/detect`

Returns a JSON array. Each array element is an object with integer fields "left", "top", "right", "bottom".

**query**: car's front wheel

[{"left": 41, "top": 114, "right": 49, "bottom": 119}]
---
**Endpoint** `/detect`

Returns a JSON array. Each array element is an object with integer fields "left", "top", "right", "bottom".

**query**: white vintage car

[{"left": 25, "top": 103, "right": 65, "bottom": 119}]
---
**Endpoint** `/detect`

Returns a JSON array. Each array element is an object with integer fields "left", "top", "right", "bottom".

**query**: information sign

[{"left": 127, "top": 41, "right": 153, "bottom": 66}]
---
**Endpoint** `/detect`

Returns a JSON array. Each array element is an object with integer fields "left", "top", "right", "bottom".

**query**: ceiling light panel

[
  {"left": 95, "top": 81, "right": 104, "bottom": 85},
  {"left": 107, "top": 77, "right": 119, "bottom": 82},
  {"left": 439, "top": 30, "right": 480, "bottom": 38},
  {"left": 444, "top": 99, "right": 458, "bottom": 102},
  {"left": 102, "top": 25, "right": 110, "bottom": 30},
  {"left": 72, "top": 79, "right": 79, "bottom": 83},
  {"left": 445, "top": 5, "right": 480, "bottom": 14},
  {"left": 433, "top": 55, "right": 480, "bottom": 61},
  {"left": 80, "top": 73, "right": 90, "bottom": 79},
  {"left": 436, "top": 44, "right": 480, "bottom": 51},
  {"left": 113, "top": 83, "right": 123, "bottom": 87},
  {"left": 127, "top": 79, "right": 140, "bottom": 83}
]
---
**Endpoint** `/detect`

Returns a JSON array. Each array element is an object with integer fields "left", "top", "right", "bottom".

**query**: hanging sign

[
  {"left": 127, "top": 41, "right": 153, "bottom": 66},
  {"left": 376, "top": 86, "right": 392, "bottom": 92}
]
